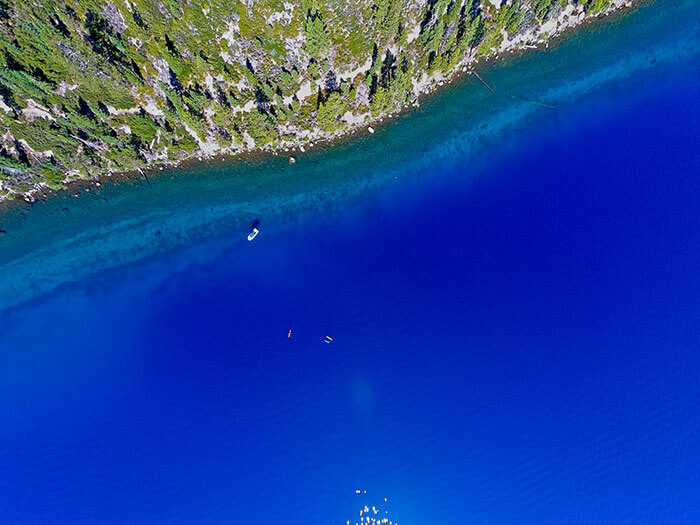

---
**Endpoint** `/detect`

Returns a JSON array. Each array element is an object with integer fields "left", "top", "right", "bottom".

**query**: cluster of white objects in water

[{"left": 347, "top": 490, "right": 397, "bottom": 525}]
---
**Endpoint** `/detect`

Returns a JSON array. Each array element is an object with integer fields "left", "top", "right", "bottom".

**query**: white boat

[{"left": 247, "top": 227, "right": 259, "bottom": 241}]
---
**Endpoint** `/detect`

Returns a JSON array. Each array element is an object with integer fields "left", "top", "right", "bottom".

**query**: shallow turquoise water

[
  {"left": 1, "top": 1, "right": 700, "bottom": 523},
  {"left": 1, "top": 0, "right": 698, "bottom": 310}
]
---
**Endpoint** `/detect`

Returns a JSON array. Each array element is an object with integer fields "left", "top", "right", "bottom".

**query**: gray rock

[{"left": 101, "top": 2, "right": 128, "bottom": 35}]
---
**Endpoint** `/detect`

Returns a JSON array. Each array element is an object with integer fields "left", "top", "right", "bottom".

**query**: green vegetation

[
  {"left": 303, "top": 2, "right": 331, "bottom": 59},
  {"left": 374, "top": 0, "right": 402, "bottom": 43},
  {"left": 584, "top": 0, "right": 613, "bottom": 15},
  {"left": 532, "top": 0, "right": 556, "bottom": 20},
  {"left": 317, "top": 92, "right": 347, "bottom": 132},
  {"left": 0, "top": 0, "right": 623, "bottom": 198}
]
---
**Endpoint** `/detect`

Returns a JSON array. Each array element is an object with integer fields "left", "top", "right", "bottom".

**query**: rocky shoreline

[{"left": 0, "top": 0, "right": 634, "bottom": 206}]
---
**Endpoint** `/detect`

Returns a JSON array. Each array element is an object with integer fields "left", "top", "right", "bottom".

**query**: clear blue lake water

[{"left": 1, "top": 1, "right": 700, "bottom": 522}]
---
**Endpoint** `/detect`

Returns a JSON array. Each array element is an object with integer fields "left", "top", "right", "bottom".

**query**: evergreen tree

[{"left": 304, "top": 11, "right": 331, "bottom": 59}]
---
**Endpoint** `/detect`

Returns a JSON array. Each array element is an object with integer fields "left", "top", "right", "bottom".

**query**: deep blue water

[{"left": 2, "top": 1, "right": 700, "bottom": 523}]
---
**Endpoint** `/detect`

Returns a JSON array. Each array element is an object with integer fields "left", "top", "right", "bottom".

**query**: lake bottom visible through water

[{"left": 1, "top": 1, "right": 700, "bottom": 523}]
